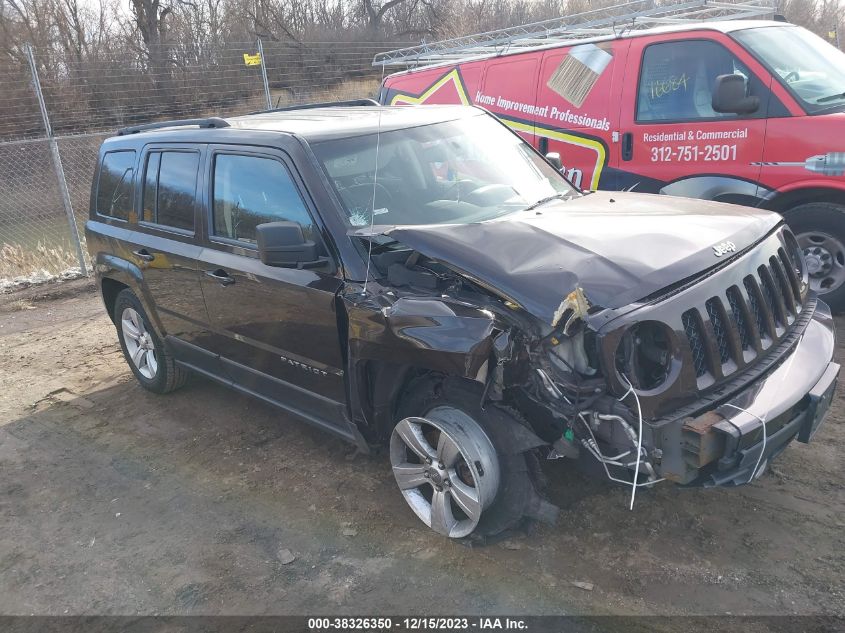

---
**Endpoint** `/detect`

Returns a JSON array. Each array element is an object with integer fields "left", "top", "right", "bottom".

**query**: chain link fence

[{"left": 0, "top": 40, "right": 396, "bottom": 287}]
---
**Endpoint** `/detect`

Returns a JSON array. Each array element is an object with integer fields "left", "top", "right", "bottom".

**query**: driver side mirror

[
  {"left": 712, "top": 74, "right": 759, "bottom": 115},
  {"left": 545, "top": 152, "right": 563, "bottom": 170},
  {"left": 256, "top": 221, "right": 329, "bottom": 270}
]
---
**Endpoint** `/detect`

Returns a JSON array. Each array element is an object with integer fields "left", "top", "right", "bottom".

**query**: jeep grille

[{"left": 679, "top": 239, "right": 805, "bottom": 386}]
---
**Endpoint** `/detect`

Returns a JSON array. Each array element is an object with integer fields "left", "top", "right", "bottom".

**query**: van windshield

[
  {"left": 311, "top": 114, "right": 577, "bottom": 228},
  {"left": 734, "top": 25, "right": 845, "bottom": 113}
]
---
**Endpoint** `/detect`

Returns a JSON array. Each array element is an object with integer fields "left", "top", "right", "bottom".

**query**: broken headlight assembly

[{"left": 613, "top": 320, "right": 675, "bottom": 391}]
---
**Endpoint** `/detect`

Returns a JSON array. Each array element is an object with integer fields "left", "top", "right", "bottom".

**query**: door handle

[
  {"left": 205, "top": 269, "right": 235, "bottom": 286},
  {"left": 133, "top": 249, "right": 155, "bottom": 262},
  {"left": 539, "top": 137, "right": 549, "bottom": 155},
  {"left": 621, "top": 132, "right": 634, "bottom": 161}
]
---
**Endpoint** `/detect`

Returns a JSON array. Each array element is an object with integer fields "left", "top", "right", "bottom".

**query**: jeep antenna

[{"left": 361, "top": 63, "right": 387, "bottom": 296}]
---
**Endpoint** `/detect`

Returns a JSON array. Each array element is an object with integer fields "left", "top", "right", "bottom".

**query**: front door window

[{"left": 637, "top": 39, "right": 765, "bottom": 123}]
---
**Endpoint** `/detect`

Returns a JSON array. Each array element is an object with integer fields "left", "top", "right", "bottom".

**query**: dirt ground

[{"left": 0, "top": 280, "right": 843, "bottom": 617}]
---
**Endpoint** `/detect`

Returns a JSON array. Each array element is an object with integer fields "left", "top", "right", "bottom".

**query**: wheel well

[
  {"left": 354, "top": 361, "right": 447, "bottom": 445},
  {"left": 101, "top": 277, "right": 129, "bottom": 323},
  {"left": 766, "top": 188, "right": 845, "bottom": 215}
]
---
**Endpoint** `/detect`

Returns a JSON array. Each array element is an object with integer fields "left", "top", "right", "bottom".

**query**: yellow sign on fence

[{"left": 243, "top": 53, "right": 262, "bottom": 66}]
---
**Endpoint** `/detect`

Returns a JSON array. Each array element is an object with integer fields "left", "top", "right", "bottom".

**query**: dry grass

[
  {"left": 9, "top": 298, "right": 36, "bottom": 311},
  {"left": 189, "top": 76, "right": 381, "bottom": 121},
  {"left": 270, "top": 77, "right": 381, "bottom": 108},
  {"left": 0, "top": 241, "right": 82, "bottom": 278}
]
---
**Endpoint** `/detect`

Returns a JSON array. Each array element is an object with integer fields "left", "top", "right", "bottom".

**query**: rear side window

[
  {"left": 212, "top": 154, "right": 314, "bottom": 244},
  {"left": 636, "top": 40, "right": 764, "bottom": 122},
  {"left": 96, "top": 150, "right": 136, "bottom": 220},
  {"left": 141, "top": 150, "right": 198, "bottom": 231}
]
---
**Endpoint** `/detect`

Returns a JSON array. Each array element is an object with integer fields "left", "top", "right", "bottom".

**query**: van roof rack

[
  {"left": 250, "top": 98, "right": 380, "bottom": 115},
  {"left": 373, "top": 0, "right": 776, "bottom": 68},
  {"left": 117, "top": 117, "right": 230, "bottom": 136}
]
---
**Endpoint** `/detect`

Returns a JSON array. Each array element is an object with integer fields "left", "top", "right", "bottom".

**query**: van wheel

[
  {"left": 391, "top": 376, "right": 556, "bottom": 541},
  {"left": 785, "top": 202, "right": 845, "bottom": 312},
  {"left": 113, "top": 289, "right": 188, "bottom": 394}
]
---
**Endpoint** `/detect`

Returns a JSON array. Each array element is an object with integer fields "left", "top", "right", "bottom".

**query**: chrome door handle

[
  {"left": 205, "top": 269, "right": 235, "bottom": 286},
  {"left": 133, "top": 249, "right": 155, "bottom": 262}
]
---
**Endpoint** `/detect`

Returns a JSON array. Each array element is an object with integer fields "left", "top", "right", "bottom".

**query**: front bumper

[{"left": 659, "top": 300, "right": 838, "bottom": 486}]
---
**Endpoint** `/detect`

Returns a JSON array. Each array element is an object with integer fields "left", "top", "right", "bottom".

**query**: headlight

[{"left": 614, "top": 320, "right": 674, "bottom": 391}]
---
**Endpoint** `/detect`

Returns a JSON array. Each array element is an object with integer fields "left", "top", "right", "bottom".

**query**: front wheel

[
  {"left": 785, "top": 202, "right": 845, "bottom": 312},
  {"left": 390, "top": 410, "right": 500, "bottom": 538},
  {"left": 391, "top": 377, "right": 556, "bottom": 540}
]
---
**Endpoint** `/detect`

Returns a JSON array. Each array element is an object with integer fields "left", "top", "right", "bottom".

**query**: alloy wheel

[
  {"left": 121, "top": 307, "right": 158, "bottom": 380},
  {"left": 389, "top": 408, "right": 499, "bottom": 538}
]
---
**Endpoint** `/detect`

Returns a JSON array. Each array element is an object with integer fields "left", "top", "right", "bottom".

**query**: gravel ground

[{"left": 0, "top": 280, "right": 843, "bottom": 617}]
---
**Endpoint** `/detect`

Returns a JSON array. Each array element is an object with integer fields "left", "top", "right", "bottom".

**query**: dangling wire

[
  {"left": 619, "top": 373, "right": 644, "bottom": 510},
  {"left": 722, "top": 402, "right": 767, "bottom": 484},
  {"left": 722, "top": 342, "right": 799, "bottom": 485},
  {"left": 361, "top": 62, "right": 387, "bottom": 297}
]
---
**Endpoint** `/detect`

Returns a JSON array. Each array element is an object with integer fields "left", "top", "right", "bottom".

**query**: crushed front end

[
  {"left": 351, "top": 212, "right": 837, "bottom": 497},
  {"left": 524, "top": 225, "right": 838, "bottom": 488}
]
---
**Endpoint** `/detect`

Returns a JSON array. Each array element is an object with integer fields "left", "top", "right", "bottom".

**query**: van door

[
  {"left": 196, "top": 145, "right": 350, "bottom": 438},
  {"left": 617, "top": 33, "right": 771, "bottom": 205},
  {"left": 535, "top": 39, "right": 627, "bottom": 191},
  {"left": 478, "top": 55, "right": 539, "bottom": 145}
]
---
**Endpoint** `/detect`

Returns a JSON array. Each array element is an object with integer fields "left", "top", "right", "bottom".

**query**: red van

[{"left": 380, "top": 19, "right": 845, "bottom": 309}]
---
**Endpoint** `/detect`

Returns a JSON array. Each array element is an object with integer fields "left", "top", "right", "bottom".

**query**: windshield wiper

[
  {"left": 524, "top": 192, "right": 571, "bottom": 212},
  {"left": 817, "top": 91, "right": 845, "bottom": 104}
]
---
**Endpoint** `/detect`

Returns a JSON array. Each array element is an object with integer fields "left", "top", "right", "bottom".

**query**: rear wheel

[
  {"left": 785, "top": 202, "right": 845, "bottom": 311},
  {"left": 391, "top": 377, "right": 556, "bottom": 541},
  {"left": 113, "top": 289, "right": 188, "bottom": 394}
]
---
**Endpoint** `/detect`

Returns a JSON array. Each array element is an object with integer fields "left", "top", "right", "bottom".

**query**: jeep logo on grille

[{"left": 713, "top": 241, "right": 737, "bottom": 257}]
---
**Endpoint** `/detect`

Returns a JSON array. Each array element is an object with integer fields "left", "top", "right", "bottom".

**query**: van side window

[
  {"left": 212, "top": 154, "right": 315, "bottom": 244},
  {"left": 96, "top": 150, "right": 136, "bottom": 220},
  {"left": 141, "top": 150, "right": 198, "bottom": 231},
  {"left": 637, "top": 40, "right": 764, "bottom": 122}
]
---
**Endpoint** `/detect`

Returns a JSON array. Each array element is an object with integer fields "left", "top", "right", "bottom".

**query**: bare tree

[{"left": 130, "top": 0, "right": 172, "bottom": 67}]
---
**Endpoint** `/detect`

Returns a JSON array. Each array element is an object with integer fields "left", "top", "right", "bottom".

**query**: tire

[
  {"left": 113, "top": 289, "right": 188, "bottom": 394},
  {"left": 391, "top": 376, "right": 557, "bottom": 541},
  {"left": 784, "top": 202, "right": 845, "bottom": 312}
]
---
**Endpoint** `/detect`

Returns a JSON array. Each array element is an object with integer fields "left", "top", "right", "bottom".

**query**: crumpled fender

[{"left": 345, "top": 292, "right": 497, "bottom": 379}]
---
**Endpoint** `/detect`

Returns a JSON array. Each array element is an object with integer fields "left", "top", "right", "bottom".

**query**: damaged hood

[{"left": 384, "top": 191, "right": 782, "bottom": 325}]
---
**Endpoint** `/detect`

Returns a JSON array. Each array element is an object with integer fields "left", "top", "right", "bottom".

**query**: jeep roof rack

[
  {"left": 373, "top": 0, "right": 776, "bottom": 68},
  {"left": 250, "top": 98, "right": 380, "bottom": 115},
  {"left": 117, "top": 117, "right": 231, "bottom": 136}
]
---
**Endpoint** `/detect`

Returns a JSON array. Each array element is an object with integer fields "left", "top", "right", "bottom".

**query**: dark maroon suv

[{"left": 86, "top": 102, "right": 837, "bottom": 540}]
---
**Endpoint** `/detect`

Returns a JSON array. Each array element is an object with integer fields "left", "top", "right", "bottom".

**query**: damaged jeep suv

[{"left": 87, "top": 103, "right": 838, "bottom": 540}]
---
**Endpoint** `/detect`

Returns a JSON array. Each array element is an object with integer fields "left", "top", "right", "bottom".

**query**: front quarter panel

[{"left": 344, "top": 289, "right": 498, "bottom": 379}]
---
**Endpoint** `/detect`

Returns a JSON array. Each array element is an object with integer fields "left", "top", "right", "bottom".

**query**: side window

[
  {"left": 96, "top": 150, "right": 136, "bottom": 220},
  {"left": 212, "top": 154, "right": 314, "bottom": 244},
  {"left": 637, "top": 40, "right": 764, "bottom": 122},
  {"left": 141, "top": 150, "right": 198, "bottom": 231}
]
